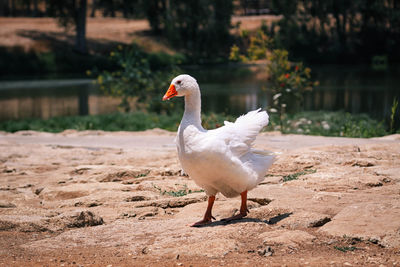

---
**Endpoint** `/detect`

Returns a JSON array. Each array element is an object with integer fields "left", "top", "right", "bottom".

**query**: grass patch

[
  {"left": 334, "top": 246, "right": 358, "bottom": 253},
  {"left": 0, "top": 110, "right": 391, "bottom": 138},
  {"left": 134, "top": 171, "right": 150, "bottom": 178},
  {"left": 153, "top": 184, "right": 204, "bottom": 197},
  {"left": 268, "top": 111, "right": 388, "bottom": 138},
  {"left": 0, "top": 111, "right": 236, "bottom": 133},
  {"left": 282, "top": 169, "right": 316, "bottom": 182},
  {"left": 0, "top": 112, "right": 181, "bottom": 133}
]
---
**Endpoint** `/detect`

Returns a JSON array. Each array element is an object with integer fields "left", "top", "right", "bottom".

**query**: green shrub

[
  {"left": 95, "top": 44, "right": 181, "bottom": 113},
  {"left": 268, "top": 111, "right": 388, "bottom": 138},
  {"left": 0, "top": 112, "right": 234, "bottom": 133},
  {"left": 266, "top": 49, "right": 318, "bottom": 129},
  {"left": 229, "top": 28, "right": 273, "bottom": 62},
  {"left": 0, "top": 111, "right": 388, "bottom": 138}
]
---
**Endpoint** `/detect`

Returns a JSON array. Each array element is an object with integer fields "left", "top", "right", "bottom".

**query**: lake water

[{"left": 0, "top": 64, "right": 399, "bottom": 121}]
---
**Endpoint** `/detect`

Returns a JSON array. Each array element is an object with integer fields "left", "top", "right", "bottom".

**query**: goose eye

[{"left": 176, "top": 80, "right": 181, "bottom": 85}]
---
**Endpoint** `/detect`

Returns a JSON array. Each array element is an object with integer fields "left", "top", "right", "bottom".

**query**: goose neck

[{"left": 182, "top": 90, "right": 202, "bottom": 128}]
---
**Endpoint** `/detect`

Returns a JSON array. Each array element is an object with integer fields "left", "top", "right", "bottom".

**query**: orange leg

[
  {"left": 191, "top": 195, "right": 216, "bottom": 227},
  {"left": 221, "top": 190, "right": 248, "bottom": 222}
]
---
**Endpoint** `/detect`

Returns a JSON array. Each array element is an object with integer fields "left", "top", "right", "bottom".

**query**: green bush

[
  {"left": 229, "top": 29, "right": 318, "bottom": 130},
  {"left": 95, "top": 44, "right": 181, "bottom": 113},
  {"left": 266, "top": 49, "right": 318, "bottom": 129},
  {"left": 268, "top": 111, "right": 388, "bottom": 138},
  {"left": 229, "top": 27, "right": 273, "bottom": 62},
  {"left": 0, "top": 112, "right": 236, "bottom": 133},
  {"left": 0, "top": 111, "right": 389, "bottom": 138}
]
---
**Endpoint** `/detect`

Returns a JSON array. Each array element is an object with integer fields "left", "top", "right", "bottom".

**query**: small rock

[
  {"left": 34, "top": 187, "right": 44, "bottom": 195},
  {"left": 327, "top": 239, "right": 336, "bottom": 245},
  {"left": 141, "top": 247, "right": 149, "bottom": 254},
  {"left": 0, "top": 202, "right": 16, "bottom": 208},
  {"left": 125, "top": 196, "right": 149, "bottom": 202},
  {"left": 75, "top": 201, "right": 102, "bottom": 207},
  {"left": 119, "top": 212, "right": 136, "bottom": 219},
  {"left": 261, "top": 230, "right": 316, "bottom": 248},
  {"left": 343, "top": 262, "right": 352, "bottom": 266},
  {"left": 366, "top": 182, "right": 383, "bottom": 187},
  {"left": 87, "top": 202, "right": 102, "bottom": 207},
  {"left": 309, "top": 217, "right": 331, "bottom": 227},
  {"left": 368, "top": 238, "right": 380, "bottom": 244},
  {"left": 138, "top": 212, "right": 156, "bottom": 220},
  {"left": 258, "top": 246, "right": 274, "bottom": 257},
  {"left": 248, "top": 198, "right": 273, "bottom": 206},
  {"left": 74, "top": 201, "right": 84, "bottom": 207},
  {"left": 66, "top": 211, "right": 104, "bottom": 228},
  {"left": 160, "top": 169, "right": 180, "bottom": 176}
]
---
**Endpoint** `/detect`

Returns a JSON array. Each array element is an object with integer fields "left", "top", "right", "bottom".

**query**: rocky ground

[{"left": 0, "top": 129, "right": 399, "bottom": 266}]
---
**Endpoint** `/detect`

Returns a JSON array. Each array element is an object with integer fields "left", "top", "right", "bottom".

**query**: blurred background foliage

[
  {"left": 0, "top": 0, "right": 399, "bottom": 136},
  {"left": 2, "top": 0, "right": 399, "bottom": 67},
  {"left": 143, "top": 0, "right": 234, "bottom": 61},
  {"left": 270, "top": 0, "right": 400, "bottom": 63},
  {"left": 94, "top": 44, "right": 183, "bottom": 113}
]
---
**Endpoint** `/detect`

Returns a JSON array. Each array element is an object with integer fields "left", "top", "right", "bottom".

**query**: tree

[
  {"left": 96, "top": 44, "right": 181, "bottom": 113},
  {"left": 143, "top": 0, "right": 234, "bottom": 59},
  {"left": 0, "top": 0, "right": 10, "bottom": 16},
  {"left": 271, "top": 0, "right": 400, "bottom": 63},
  {"left": 48, "top": 0, "right": 88, "bottom": 54}
]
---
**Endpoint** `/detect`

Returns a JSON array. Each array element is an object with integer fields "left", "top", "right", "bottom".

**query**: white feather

[{"left": 172, "top": 74, "right": 275, "bottom": 198}]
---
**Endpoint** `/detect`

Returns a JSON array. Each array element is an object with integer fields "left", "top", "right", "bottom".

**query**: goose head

[{"left": 162, "top": 74, "right": 199, "bottom": 101}]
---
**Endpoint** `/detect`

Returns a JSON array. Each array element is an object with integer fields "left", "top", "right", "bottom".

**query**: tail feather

[{"left": 225, "top": 108, "right": 269, "bottom": 147}]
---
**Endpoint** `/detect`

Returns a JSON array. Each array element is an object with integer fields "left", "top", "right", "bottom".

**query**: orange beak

[{"left": 162, "top": 84, "right": 177, "bottom": 101}]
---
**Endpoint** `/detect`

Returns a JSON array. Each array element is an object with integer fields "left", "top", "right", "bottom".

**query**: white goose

[{"left": 163, "top": 74, "right": 275, "bottom": 226}]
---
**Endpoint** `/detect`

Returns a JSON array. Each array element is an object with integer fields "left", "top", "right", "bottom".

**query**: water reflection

[
  {"left": 0, "top": 80, "right": 122, "bottom": 121},
  {"left": 200, "top": 82, "right": 268, "bottom": 115},
  {"left": 0, "top": 64, "right": 399, "bottom": 121}
]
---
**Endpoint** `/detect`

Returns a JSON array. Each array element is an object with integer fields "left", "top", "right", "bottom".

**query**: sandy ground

[
  {"left": 0, "top": 17, "right": 169, "bottom": 53},
  {"left": 0, "top": 129, "right": 400, "bottom": 266},
  {"left": 0, "top": 15, "right": 280, "bottom": 54}
]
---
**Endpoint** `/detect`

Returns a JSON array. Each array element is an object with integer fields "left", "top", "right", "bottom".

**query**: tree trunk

[
  {"left": 74, "top": 0, "right": 87, "bottom": 54},
  {"left": 24, "top": 0, "right": 32, "bottom": 16},
  {"left": 110, "top": 3, "right": 115, "bottom": 17},
  {"left": 44, "top": 0, "right": 50, "bottom": 16},
  {"left": 122, "top": 0, "right": 129, "bottom": 18},
  {"left": 33, "top": 0, "right": 38, "bottom": 17},
  {"left": 90, "top": 0, "right": 96, "bottom": 17},
  {"left": 0, "top": 0, "right": 9, "bottom": 16},
  {"left": 10, "top": 0, "right": 15, "bottom": 16}
]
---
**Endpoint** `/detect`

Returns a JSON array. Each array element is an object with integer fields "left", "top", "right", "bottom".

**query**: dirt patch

[
  {"left": 1, "top": 16, "right": 281, "bottom": 54},
  {"left": 0, "top": 131, "right": 400, "bottom": 266}
]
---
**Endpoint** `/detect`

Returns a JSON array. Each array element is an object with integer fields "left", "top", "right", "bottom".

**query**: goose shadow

[{"left": 192, "top": 212, "right": 293, "bottom": 228}]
